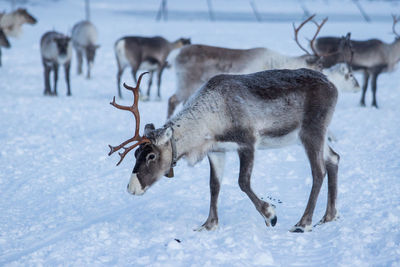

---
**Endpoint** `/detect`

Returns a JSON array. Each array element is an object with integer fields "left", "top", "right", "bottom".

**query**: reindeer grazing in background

[
  {"left": 0, "top": 8, "right": 37, "bottom": 38},
  {"left": 315, "top": 15, "right": 400, "bottom": 108},
  {"left": 114, "top": 36, "right": 191, "bottom": 100},
  {"left": 109, "top": 70, "right": 340, "bottom": 233},
  {"left": 40, "top": 31, "right": 72, "bottom": 96},
  {"left": 0, "top": 28, "right": 10, "bottom": 67},
  {"left": 167, "top": 15, "right": 358, "bottom": 118},
  {"left": 71, "top": 20, "right": 100, "bottom": 79}
]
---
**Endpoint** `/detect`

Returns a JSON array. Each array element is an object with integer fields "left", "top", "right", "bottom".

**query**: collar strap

[
  {"left": 170, "top": 129, "right": 177, "bottom": 168},
  {"left": 165, "top": 127, "right": 177, "bottom": 178}
]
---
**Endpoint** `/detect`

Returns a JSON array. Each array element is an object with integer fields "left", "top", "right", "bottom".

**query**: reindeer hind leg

[
  {"left": 318, "top": 144, "right": 340, "bottom": 225},
  {"left": 360, "top": 70, "right": 370, "bottom": 107}
]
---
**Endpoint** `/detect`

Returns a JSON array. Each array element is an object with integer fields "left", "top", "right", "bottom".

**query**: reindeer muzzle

[{"left": 127, "top": 173, "right": 145, "bottom": 195}]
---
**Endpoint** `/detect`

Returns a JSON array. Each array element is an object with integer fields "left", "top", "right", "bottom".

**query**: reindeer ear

[
  {"left": 144, "top": 123, "right": 155, "bottom": 136},
  {"left": 155, "top": 127, "right": 173, "bottom": 146}
]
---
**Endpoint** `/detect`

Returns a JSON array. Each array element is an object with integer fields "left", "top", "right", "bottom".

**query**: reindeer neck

[
  {"left": 170, "top": 40, "right": 184, "bottom": 51},
  {"left": 388, "top": 38, "right": 400, "bottom": 65},
  {"left": 165, "top": 96, "right": 224, "bottom": 165},
  {"left": 260, "top": 49, "right": 311, "bottom": 70}
]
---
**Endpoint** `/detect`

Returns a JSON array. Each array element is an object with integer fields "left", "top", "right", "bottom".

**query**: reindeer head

[
  {"left": 54, "top": 35, "right": 71, "bottom": 58},
  {"left": 129, "top": 125, "right": 175, "bottom": 195},
  {"left": 16, "top": 8, "right": 37, "bottom": 24},
  {"left": 324, "top": 63, "right": 360, "bottom": 93},
  {"left": 177, "top": 38, "right": 191, "bottom": 47},
  {"left": 293, "top": 14, "right": 353, "bottom": 69},
  {"left": 108, "top": 72, "right": 175, "bottom": 195}
]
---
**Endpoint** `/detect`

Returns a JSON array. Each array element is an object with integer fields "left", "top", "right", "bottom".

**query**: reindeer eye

[{"left": 147, "top": 153, "right": 156, "bottom": 161}]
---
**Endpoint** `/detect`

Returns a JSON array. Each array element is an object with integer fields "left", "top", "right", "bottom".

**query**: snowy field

[{"left": 1, "top": 0, "right": 400, "bottom": 266}]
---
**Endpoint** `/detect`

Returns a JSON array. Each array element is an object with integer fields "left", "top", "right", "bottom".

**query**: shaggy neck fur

[
  {"left": 166, "top": 91, "right": 226, "bottom": 165},
  {"left": 260, "top": 48, "right": 315, "bottom": 70}
]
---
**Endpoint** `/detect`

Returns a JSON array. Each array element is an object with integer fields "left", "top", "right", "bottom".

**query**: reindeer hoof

[
  {"left": 194, "top": 220, "right": 218, "bottom": 231},
  {"left": 290, "top": 224, "right": 312, "bottom": 233},
  {"left": 271, "top": 215, "right": 277, "bottom": 226},
  {"left": 317, "top": 212, "right": 340, "bottom": 225}
]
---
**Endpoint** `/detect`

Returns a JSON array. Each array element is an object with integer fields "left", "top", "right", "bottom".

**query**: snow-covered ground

[{"left": 1, "top": 0, "right": 400, "bottom": 266}]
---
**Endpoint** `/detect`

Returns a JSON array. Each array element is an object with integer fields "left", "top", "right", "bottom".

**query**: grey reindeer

[
  {"left": 315, "top": 15, "right": 400, "bottom": 108},
  {"left": 0, "top": 28, "right": 10, "bottom": 66},
  {"left": 71, "top": 20, "right": 100, "bottom": 79},
  {"left": 109, "top": 70, "right": 340, "bottom": 233},
  {"left": 40, "top": 31, "right": 72, "bottom": 96},
  {"left": 167, "top": 15, "right": 358, "bottom": 118},
  {"left": 114, "top": 36, "right": 190, "bottom": 100}
]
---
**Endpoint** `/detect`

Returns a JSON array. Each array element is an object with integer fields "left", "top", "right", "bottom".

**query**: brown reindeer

[
  {"left": 114, "top": 36, "right": 190, "bottom": 100},
  {"left": 0, "top": 8, "right": 37, "bottom": 38},
  {"left": 109, "top": 70, "right": 340, "bottom": 233},
  {"left": 315, "top": 15, "right": 400, "bottom": 108}
]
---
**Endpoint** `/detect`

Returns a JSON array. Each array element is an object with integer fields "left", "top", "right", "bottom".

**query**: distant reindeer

[
  {"left": 0, "top": 8, "right": 36, "bottom": 66},
  {"left": 114, "top": 36, "right": 191, "bottom": 100},
  {"left": 167, "top": 15, "right": 358, "bottom": 118},
  {"left": 0, "top": 8, "right": 37, "bottom": 38},
  {"left": 71, "top": 20, "right": 100, "bottom": 79},
  {"left": 40, "top": 31, "right": 72, "bottom": 96},
  {"left": 0, "top": 28, "right": 11, "bottom": 66},
  {"left": 315, "top": 15, "right": 400, "bottom": 108},
  {"left": 109, "top": 70, "right": 340, "bottom": 233}
]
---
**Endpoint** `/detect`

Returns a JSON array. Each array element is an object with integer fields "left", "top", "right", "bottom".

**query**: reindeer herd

[{"left": 2, "top": 6, "right": 399, "bottom": 233}]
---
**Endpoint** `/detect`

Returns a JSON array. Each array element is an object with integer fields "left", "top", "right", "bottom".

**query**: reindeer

[
  {"left": 0, "top": 8, "right": 36, "bottom": 66},
  {"left": 0, "top": 28, "right": 10, "bottom": 67},
  {"left": 40, "top": 31, "right": 72, "bottom": 96},
  {"left": 315, "top": 15, "right": 400, "bottom": 108},
  {"left": 0, "top": 8, "right": 37, "bottom": 38},
  {"left": 71, "top": 20, "right": 100, "bottom": 79},
  {"left": 167, "top": 15, "right": 357, "bottom": 118},
  {"left": 109, "top": 70, "right": 340, "bottom": 233},
  {"left": 114, "top": 36, "right": 191, "bottom": 100}
]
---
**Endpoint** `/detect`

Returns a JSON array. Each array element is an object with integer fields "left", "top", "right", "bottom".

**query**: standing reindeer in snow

[
  {"left": 108, "top": 71, "right": 340, "bottom": 233},
  {"left": 71, "top": 20, "right": 100, "bottom": 79},
  {"left": 114, "top": 36, "right": 190, "bottom": 100},
  {"left": 0, "top": 28, "right": 10, "bottom": 66},
  {"left": 315, "top": 15, "right": 400, "bottom": 108},
  {"left": 167, "top": 15, "right": 357, "bottom": 118},
  {"left": 40, "top": 31, "right": 72, "bottom": 96}
]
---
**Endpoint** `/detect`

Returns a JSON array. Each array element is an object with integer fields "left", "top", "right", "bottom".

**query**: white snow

[{"left": 1, "top": 0, "right": 400, "bottom": 266}]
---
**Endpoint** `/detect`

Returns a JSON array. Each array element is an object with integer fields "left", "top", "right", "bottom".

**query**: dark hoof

[
  {"left": 271, "top": 216, "right": 277, "bottom": 227},
  {"left": 292, "top": 228, "right": 304, "bottom": 233}
]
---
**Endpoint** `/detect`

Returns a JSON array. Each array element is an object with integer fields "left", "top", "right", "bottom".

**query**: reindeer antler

[
  {"left": 310, "top": 17, "right": 328, "bottom": 56},
  {"left": 293, "top": 14, "right": 328, "bottom": 57},
  {"left": 108, "top": 72, "right": 151, "bottom": 166},
  {"left": 293, "top": 14, "right": 316, "bottom": 55},
  {"left": 392, "top": 14, "right": 400, "bottom": 38}
]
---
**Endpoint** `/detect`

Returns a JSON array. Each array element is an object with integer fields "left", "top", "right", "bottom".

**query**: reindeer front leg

[
  {"left": 238, "top": 147, "right": 277, "bottom": 228},
  {"left": 195, "top": 152, "right": 225, "bottom": 231},
  {"left": 292, "top": 135, "right": 326, "bottom": 232}
]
